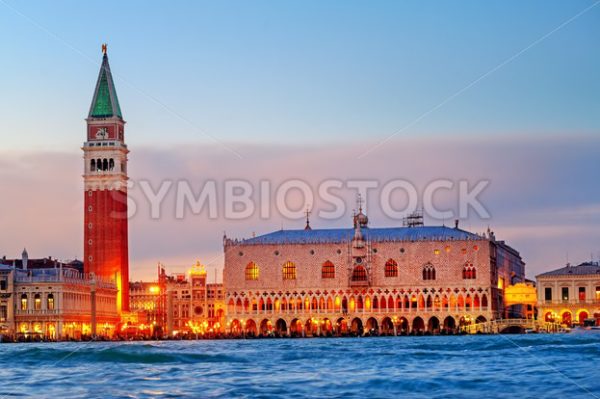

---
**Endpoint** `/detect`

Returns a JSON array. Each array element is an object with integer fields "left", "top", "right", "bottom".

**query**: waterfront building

[
  {"left": 536, "top": 261, "right": 600, "bottom": 326},
  {"left": 129, "top": 263, "right": 226, "bottom": 336},
  {"left": 83, "top": 45, "right": 130, "bottom": 312},
  {"left": 0, "top": 261, "right": 118, "bottom": 340},
  {"left": 223, "top": 209, "right": 526, "bottom": 336},
  {"left": 165, "top": 263, "right": 226, "bottom": 335}
]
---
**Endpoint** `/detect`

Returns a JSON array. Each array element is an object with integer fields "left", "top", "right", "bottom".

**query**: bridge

[{"left": 461, "top": 319, "right": 563, "bottom": 334}]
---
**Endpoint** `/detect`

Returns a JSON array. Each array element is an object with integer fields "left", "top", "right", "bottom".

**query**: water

[{"left": 0, "top": 335, "right": 599, "bottom": 398}]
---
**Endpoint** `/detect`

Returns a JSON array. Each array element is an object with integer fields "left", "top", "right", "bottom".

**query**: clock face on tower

[{"left": 95, "top": 127, "right": 109, "bottom": 140}]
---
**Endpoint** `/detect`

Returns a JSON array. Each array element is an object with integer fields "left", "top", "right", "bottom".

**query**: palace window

[
  {"left": 422, "top": 264, "right": 436, "bottom": 280},
  {"left": 34, "top": 294, "right": 41, "bottom": 310},
  {"left": 0, "top": 305, "right": 6, "bottom": 322},
  {"left": 578, "top": 287, "right": 586, "bottom": 301},
  {"left": 544, "top": 287, "right": 552, "bottom": 301},
  {"left": 561, "top": 287, "right": 569, "bottom": 301},
  {"left": 245, "top": 262, "right": 259, "bottom": 281},
  {"left": 596, "top": 286, "right": 600, "bottom": 301},
  {"left": 282, "top": 261, "right": 297, "bottom": 280},
  {"left": 352, "top": 266, "right": 367, "bottom": 281},
  {"left": 0, "top": 279, "right": 6, "bottom": 291},
  {"left": 322, "top": 261, "right": 335, "bottom": 279},
  {"left": 47, "top": 294, "right": 55, "bottom": 310},
  {"left": 20, "top": 294, "right": 27, "bottom": 311},
  {"left": 463, "top": 262, "right": 476, "bottom": 279},
  {"left": 384, "top": 259, "right": 398, "bottom": 278}
]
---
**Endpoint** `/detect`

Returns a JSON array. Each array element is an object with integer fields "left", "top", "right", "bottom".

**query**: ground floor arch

[
  {"left": 244, "top": 319, "right": 257, "bottom": 335},
  {"left": 336, "top": 317, "right": 348, "bottom": 335},
  {"left": 290, "top": 318, "right": 303, "bottom": 336},
  {"left": 412, "top": 317, "right": 425, "bottom": 333},
  {"left": 275, "top": 318, "right": 287, "bottom": 335},
  {"left": 398, "top": 317, "right": 409, "bottom": 334},
  {"left": 259, "top": 319, "right": 272, "bottom": 335},
  {"left": 443, "top": 316, "right": 456, "bottom": 332},
  {"left": 381, "top": 317, "right": 394, "bottom": 335},
  {"left": 427, "top": 316, "right": 440, "bottom": 333},
  {"left": 350, "top": 318, "right": 363, "bottom": 335},
  {"left": 366, "top": 317, "right": 378, "bottom": 334},
  {"left": 561, "top": 311, "right": 572, "bottom": 325}
]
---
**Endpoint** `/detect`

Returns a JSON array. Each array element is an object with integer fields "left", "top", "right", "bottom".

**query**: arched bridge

[{"left": 461, "top": 319, "right": 563, "bottom": 334}]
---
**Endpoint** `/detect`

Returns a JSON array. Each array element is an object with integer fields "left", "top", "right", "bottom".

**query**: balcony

[{"left": 15, "top": 309, "right": 59, "bottom": 316}]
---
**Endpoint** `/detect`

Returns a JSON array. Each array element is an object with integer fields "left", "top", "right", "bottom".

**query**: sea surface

[{"left": 0, "top": 334, "right": 599, "bottom": 398}]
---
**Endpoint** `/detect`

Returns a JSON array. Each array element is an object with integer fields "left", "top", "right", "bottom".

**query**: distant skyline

[{"left": 0, "top": 1, "right": 599, "bottom": 280}]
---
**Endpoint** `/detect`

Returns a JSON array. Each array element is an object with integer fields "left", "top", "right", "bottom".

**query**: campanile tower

[{"left": 83, "top": 45, "right": 129, "bottom": 312}]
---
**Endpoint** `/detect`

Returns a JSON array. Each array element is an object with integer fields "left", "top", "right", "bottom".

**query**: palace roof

[
  {"left": 537, "top": 262, "right": 600, "bottom": 278},
  {"left": 240, "top": 225, "right": 482, "bottom": 245}
]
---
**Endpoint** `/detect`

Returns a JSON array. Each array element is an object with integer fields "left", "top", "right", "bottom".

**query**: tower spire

[{"left": 88, "top": 44, "right": 122, "bottom": 119}]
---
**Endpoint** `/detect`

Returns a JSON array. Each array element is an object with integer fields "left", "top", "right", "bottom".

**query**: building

[
  {"left": 129, "top": 281, "right": 162, "bottom": 325},
  {"left": 165, "top": 263, "right": 226, "bottom": 336},
  {"left": 0, "top": 262, "right": 119, "bottom": 340},
  {"left": 536, "top": 261, "right": 600, "bottom": 326},
  {"left": 83, "top": 44, "right": 130, "bottom": 312},
  {"left": 129, "top": 263, "right": 226, "bottom": 337},
  {"left": 223, "top": 208, "right": 526, "bottom": 336},
  {"left": 1, "top": 249, "right": 83, "bottom": 273}
]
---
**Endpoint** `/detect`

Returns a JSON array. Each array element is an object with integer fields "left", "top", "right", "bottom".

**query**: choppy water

[{"left": 0, "top": 335, "right": 599, "bottom": 398}]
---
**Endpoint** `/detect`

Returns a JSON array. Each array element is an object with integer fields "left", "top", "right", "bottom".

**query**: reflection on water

[{"left": 0, "top": 335, "right": 599, "bottom": 398}]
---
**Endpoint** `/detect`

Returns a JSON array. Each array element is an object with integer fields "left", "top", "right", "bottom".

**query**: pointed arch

[
  {"left": 463, "top": 262, "right": 476, "bottom": 279},
  {"left": 322, "top": 260, "right": 335, "bottom": 279},
  {"left": 351, "top": 265, "right": 367, "bottom": 281},
  {"left": 245, "top": 262, "right": 259, "bottom": 280},
  {"left": 384, "top": 259, "right": 398, "bottom": 277},
  {"left": 423, "top": 263, "right": 436, "bottom": 280}
]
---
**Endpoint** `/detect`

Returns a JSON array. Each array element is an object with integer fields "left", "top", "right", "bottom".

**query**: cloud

[{"left": 0, "top": 135, "right": 598, "bottom": 280}]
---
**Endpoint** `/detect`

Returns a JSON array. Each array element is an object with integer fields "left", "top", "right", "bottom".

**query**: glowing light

[{"left": 149, "top": 286, "right": 160, "bottom": 294}]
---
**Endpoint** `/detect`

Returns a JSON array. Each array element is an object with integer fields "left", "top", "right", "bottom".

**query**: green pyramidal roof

[{"left": 88, "top": 53, "right": 122, "bottom": 119}]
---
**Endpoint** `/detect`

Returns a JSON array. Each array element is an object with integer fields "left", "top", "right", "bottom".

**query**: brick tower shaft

[{"left": 83, "top": 45, "right": 129, "bottom": 312}]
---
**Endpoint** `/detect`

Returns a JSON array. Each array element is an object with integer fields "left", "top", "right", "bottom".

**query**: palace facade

[
  {"left": 536, "top": 261, "right": 600, "bottom": 326},
  {"left": 0, "top": 260, "right": 119, "bottom": 340},
  {"left": 223, "top": 210, "right": 525, "bottom": 336}
]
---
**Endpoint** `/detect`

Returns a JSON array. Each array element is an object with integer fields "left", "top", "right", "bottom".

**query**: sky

[{"left": 0, "top": 1, "right": 599, "bottom": 280}]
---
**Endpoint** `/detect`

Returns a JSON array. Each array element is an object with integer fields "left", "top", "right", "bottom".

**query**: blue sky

[
  {"left": 1, "top": 1, "right": 599, "bottom": 279},
  {"left": 1, "top": 1, "right": 598, "bottom": 151}
]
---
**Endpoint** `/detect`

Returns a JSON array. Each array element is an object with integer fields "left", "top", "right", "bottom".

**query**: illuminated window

[
  {"left": 422, "top": 264, "right": 436, "bottom": 280},
  {"left": 596, "top": 286, "right": 600, "bottom": 300},
  {"left": 384, "top": 259, "right": 398, "bottom": 278},
  {"left": 0, "top": 305, "right": 6, "bottom": 322},
  {"left": 561, "top": 287, "right": 569, "bottom": 301},
  {"left": 322, "top": 261, "right": 335, "bottom": 279},
  {"left": 352, "top": 266, "right": 368, "bottom": 281},
  {"left": 245, "top": 262, "right": 259, "bottom": 281},
  {"left": 578, "top": 287, "right": 585, "bottom": 301},
  {"left": 34, "top": 294, "right": 41, "bottom": 310},
  {"left": 47, "top": 294, "right": 55, "bottom": 310},
  {"left": 282, "top": 261, "right": 296, "bottom": 280},
  {"left": 462, "top": 262, "right": 476, "bottom": 279},
  {"left": 20, "top": 294, "right": 27, "bottom": 311}
]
